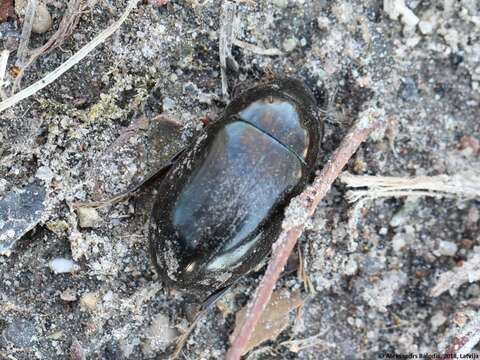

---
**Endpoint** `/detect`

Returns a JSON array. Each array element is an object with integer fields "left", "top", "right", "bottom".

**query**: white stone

[
  {"left": 77, "top": 207, "right": 101, "bottom": 228},
  {"left": 48, "top": 258, "right": 79, "bottom": 274},
  {"left": 317, "top": 16, "right": 330, "bottom": 31},
  {"left": 142, "top": 314, "right": 178, "bottom": 354},
  {"left": 35, "top": 166, "right": 54, "bottom": 183},
  {"left": 80, "top": 292, "right": 99, "bottom": 312},
  {"left": 15, "top": 0, "right": 52, "bottom": 34},
  {"left": 60, "top": 288, "right": 77, "bottom": 302},
  {"left": 418, "top": 20, "right": 434, "bottom": 35},
  {"left": 435, "top": 240, "right": 458, "bottom": 257},
  {"left": 383, "top": 0, "right": 419, "bottom": 29},
  {"left": 384, "top": 0, "right": 405, "bottom": 20},
  {"left": 283, "top": 37, "right": 298, "bottom": 53}
]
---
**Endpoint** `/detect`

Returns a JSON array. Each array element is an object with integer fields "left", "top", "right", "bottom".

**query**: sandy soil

[{"left": 0, "top": 0, "right": 479, "bottom": 359}]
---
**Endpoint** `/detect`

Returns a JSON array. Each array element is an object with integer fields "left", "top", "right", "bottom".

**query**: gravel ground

[{"left": 0, "top": 0, "right": 479, "bottom": 359}]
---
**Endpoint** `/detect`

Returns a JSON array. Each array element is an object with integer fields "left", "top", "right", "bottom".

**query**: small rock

[
  {"left": 435, "top": 241, "right": 458, "bottom": 257},
  {"left": 60, "top": 288, "right": 77, "bottom": 302},
  {"left": 142, "top": 314, "right": 178, "bottom": 354},
  {"left": 2, "top": 319, "right": 36, "bottom": 347},
  {"left": 76, "top": 207, "right": 101, "bottom": 228},
  {"left": 80, "top": 292, "right": 99, "bottom": 312},
  {"left": 162, "top": 97, "right": 176, "bottom": 111},
  {"left": 384, "top": 0, "right": 404, "bottom": 20},
  {"left": 317, "top": 16, "right": 330, "bottom": 31},
  {"left": 35, "top": 166, "right": 54, "bottom": 184},
  {"left": 418, "top": 20, "right": 434, "bottom": 35},
  {"left": 15, "top": 0, "right": 52, "bottom": 34},
  {"left": 0, "top": 183, "right": 46, "bottom": 256},
  {"left": 401, "top": 7, "right": 419, "bottom": 29},
  {"left": 282, "top": 37, "right": 298, "bottom": 52},
  {"left": 48, "top": 258, "right": 79, "bottom": 274},
  {"left": 344, "top": 258, "right": 358, "bottom": 275},
  {"left": 46, "top": 220, "right": 70, "bottom": 236}
]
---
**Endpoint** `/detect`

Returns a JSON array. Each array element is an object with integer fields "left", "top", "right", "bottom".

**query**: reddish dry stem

[{"left": 226, "top": 117, "right": 380, "bottom": 360}]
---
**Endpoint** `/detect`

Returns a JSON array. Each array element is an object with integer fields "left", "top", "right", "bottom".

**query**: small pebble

[
  {"left": 162, "top": 97, "right": 176, "bottom": 111},
  {"left": 2, "top": 320, "right": 36, "bottom": 347},
  {"left": 379, "top": 227, "right": 388, "bottom": 236},
  {"left": 344, "top": 258, "right": 358, "bottom": 275},
  {"left": 60, "top": 288, "right": 77, "bottom": 302},
  {"left": 435, "top": 240, "right": 458, "bottom": 257},
  {"left": 80, "top": 292, "right": 99, "bottom": 312},
  {"left": 48, "top": 258, "right": 79, "bottom": 274},
  {"left": 77, "top": 207, "right": 101, "bottom": 228},
  {"left": 15, "top": 0, "right": 52, "bottom": 34},
  {"left": 282, "top": 37, "right": 298, "bottom": 52},
  {"left": 418, "top": 20, "right": 434, "bottom": 35},
  {"left": 35, "top": 166, "right": 54, "bottom": 184},
  {"left": 142, "top": 314, "right": 178, "bottom": 354},
  {"left": 317, "top": 16, "right": 330, "bottom": 31}
]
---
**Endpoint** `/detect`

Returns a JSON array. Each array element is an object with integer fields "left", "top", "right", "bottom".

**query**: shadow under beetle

[{"left": 149, "top": 77, "right": 323, "bottom": 294}]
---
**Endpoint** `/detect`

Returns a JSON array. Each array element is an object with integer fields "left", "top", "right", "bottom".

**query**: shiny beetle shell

[{"left": 149, "top": 78, "right": 323, "bottom": 293}]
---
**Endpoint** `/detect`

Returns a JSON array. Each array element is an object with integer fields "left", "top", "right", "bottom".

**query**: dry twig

[
  {"left": 13, "top": 0, "right": 84, "bottom": 93},
  {"left": 226, "top": 106, "right": 384, "bottom": 359},
  {"left": 233, "top": 39, "right": 282, "bottom": 56},
  {"left": 0, "top": 49, "right": 10, "bottom": 99},
  {"left": 15, "top": 0, "right": 38, "bottom": 68},
  {"left": 0, "top": 0, "right": 140, "bottom": 113},
  {"left": 340, "top": 171, "right": 480, "bottom": 203},
  {"left": 440, "top": 313, "right": 480, "bottom": 359},
  {"left": 219, "top": 1, "right": 239, "bottom": 99},
  {"left": 341, "top": 171, "right": 480, "bottom": 239}
]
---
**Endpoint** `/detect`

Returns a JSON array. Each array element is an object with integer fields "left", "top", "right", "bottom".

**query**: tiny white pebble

[{"left": 48, "top": 258, "right": 79, "bottom": 274}]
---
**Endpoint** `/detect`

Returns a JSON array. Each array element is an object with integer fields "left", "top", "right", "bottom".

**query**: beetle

[{"left": 148, "top": 77, "right": 323, "bottom": 294}]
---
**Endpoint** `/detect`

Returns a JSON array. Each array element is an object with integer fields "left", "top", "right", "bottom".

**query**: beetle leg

[
  {"left": 199, "top": 283, "right": 235, "bottom": 312},
  {"left": 171, "top": 283, "right": 237, "bottom": 359},
  {"left": 72, "top": 148, "right": 185, "bottom": 209}
]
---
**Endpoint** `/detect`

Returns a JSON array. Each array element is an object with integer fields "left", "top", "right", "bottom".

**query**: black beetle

[{"left": 149, "top": 78, "right": 323, "bottom": 293}]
